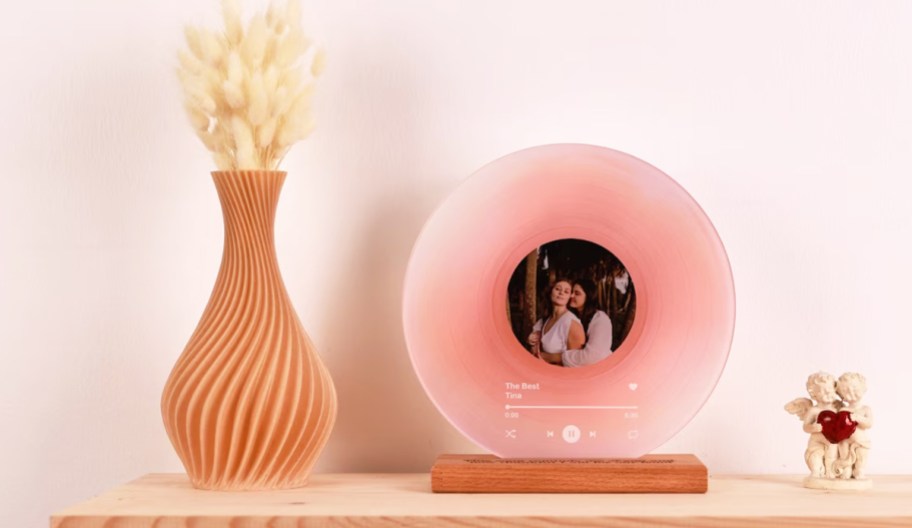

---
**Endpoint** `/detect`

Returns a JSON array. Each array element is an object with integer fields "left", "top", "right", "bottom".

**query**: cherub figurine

[
  {"left": 785, "top": 372, "right": 839, "bottom": 480},
  {"left": 785, "top": 371, "right": 872, "bottom": 490},
  {"left": 833, "top": 372, "right": 872, "bottom": 480}
]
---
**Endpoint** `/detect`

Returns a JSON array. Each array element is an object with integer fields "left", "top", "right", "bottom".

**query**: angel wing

[{"left": 784, "top": 397, "right": 814, "bottom": 418}]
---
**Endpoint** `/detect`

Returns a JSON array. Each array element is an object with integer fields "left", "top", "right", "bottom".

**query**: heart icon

[
  {"left": 817, "top": 410, "right": 857, "bottom": 444},
  {"left": 628, "top": 383, "right": 638, "bottom": 391}
]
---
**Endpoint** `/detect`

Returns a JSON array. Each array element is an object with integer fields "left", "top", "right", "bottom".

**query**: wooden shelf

[{"left": 52, "top": 473, "right": 912, "bottom": 527}]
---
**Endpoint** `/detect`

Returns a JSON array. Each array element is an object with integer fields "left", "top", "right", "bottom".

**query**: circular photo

[{"left": 507, "top": 238, "right": 636, "bottom": 368}]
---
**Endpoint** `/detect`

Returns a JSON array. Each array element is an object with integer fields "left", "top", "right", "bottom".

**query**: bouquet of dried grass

[{"left": 178, "top": 0, "right": 323, "bottom": 170}]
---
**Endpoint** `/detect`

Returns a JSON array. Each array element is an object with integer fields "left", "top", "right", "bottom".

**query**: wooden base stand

[{"left": 431, "top": 454, "right": 708, "bottom": 493}]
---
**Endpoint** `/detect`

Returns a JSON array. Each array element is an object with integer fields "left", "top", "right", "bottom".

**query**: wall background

[{"left": 2, "top": 1, "right": 911, "bottom": 525}]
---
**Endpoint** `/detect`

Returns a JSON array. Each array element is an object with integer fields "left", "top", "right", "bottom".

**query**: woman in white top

[
  {"left": 559, "top": 278, "right": 614, "bottom": 367},
  {"left": 527, "top": 279, "right": 585, "bottom": 364}
]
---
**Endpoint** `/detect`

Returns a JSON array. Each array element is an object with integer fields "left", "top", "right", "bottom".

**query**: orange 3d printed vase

[{"left": 162, "top": 170, "right": 337, "bottom": 490}]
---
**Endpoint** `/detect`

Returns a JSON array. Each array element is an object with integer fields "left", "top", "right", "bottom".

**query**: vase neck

[{"left": 211, "top": 170, "right": 287, "bottom": 252}]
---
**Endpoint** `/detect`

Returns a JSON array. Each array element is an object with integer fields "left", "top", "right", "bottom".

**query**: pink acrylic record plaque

[{"left": 403, "top": 144, "right": 735, "bottom": 458}]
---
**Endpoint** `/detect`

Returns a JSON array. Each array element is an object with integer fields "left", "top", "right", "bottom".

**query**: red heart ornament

[{"left": 817, "top": 410, "right": 857, "bottom": 444}]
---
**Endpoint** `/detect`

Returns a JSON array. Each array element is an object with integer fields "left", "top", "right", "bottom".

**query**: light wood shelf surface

[{"left": 52, "top": 473, "right": 912, "bottom": 527}]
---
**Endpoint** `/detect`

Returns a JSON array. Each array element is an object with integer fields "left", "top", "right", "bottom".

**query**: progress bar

[{"left": 505, "top": 404, "right": 638, "bottom": 410}]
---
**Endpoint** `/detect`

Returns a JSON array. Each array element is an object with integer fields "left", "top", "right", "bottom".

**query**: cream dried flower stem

[{"left": 178, "top": 0, "right": 324, "bottom": 170}]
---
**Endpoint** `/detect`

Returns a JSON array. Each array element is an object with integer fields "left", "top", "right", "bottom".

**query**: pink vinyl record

[{"left": 403, "top": 144, "right": 735, "bottom": 458}]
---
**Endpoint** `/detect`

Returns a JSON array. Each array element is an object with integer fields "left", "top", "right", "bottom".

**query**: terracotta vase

[{"left": 161, "top": 170, "right": 337, "bottom": 490}]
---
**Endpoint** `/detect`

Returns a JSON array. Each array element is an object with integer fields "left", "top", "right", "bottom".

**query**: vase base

[{"left": 190, "top": 477, "right": 309, "bottom": 491}]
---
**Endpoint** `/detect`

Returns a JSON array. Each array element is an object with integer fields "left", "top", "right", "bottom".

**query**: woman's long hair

[{"left": 571, "top": 278, "right": 599, "bottom": 333}]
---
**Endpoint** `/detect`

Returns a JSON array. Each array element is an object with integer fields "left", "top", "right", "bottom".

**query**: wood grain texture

[
  {"left": 160, "top": 171, "right": 337, "bottom": 491},
  {"left": 51, "top": 473, "right": 912, "bottom": 528},
  {"left": 431, "top": 454, "right": 707, "bottom": 493}
]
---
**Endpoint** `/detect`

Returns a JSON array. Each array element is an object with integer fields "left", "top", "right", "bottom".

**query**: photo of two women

[{"left": 507, "top": 239, "right": 636, "bottom": 368}]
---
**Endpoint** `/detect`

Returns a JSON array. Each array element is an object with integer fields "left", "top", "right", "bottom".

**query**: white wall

[{"left": 2, "top": 1, "right": 911, "bottom": 526}]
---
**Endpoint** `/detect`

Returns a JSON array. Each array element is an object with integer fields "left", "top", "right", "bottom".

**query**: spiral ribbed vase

[{"left": 161, "top": 170, "right": 337, "bottom": 491}]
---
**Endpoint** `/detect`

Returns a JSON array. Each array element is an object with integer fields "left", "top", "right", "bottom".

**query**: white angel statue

[
  {"left": 785, "top": 372, "right": 839, "bottom": 479},
  {"left": 833, "top": 372, "right": 872, "bottom": 480},
  {"left": 785, "top": 371, "right": 872, "bottom": 490}
]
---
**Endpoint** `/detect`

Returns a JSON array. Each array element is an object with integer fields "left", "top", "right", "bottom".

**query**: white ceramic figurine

[
  {"left": 785, "top": 372, "right": 872, "bottom": 490},
  {"left": 833, "top": 373, "right": 872, "bottom": 481}
]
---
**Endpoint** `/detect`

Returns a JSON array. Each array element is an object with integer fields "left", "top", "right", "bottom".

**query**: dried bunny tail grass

[
  {"left": 247, "top": 72, "right": 269, "bottom": 126},
  {"left": 286, "top": 0, "right": 302, "bottom": 30},
  {"left": 179, "top": 0, "right": 322, "bottom": 171},
  {"left": 214, "top": 152, "right": 234, "bottom": 171},
  {"left": 241, "top": 15, "right": 269, "bottom": 68},
  {"left": 222, "top": 0, "right": 244, "bottom": 46},
  {"left": 264, "top": 65, "right": 280, "bottom": 94},
  {"left": 257, "top": 118, "right": 278, "bottom": 149},
  {"left": 265, "top": 2, "right": 286, "bottom": 33},
  {"left": 275, "top": 30, "right": 309, "bottom": 68},
  {"left": 232, "top": 116, "right": 258, "bottom": 169},
  {"left": 178, "top": 49, "right": 203, "bottom": 75},
  {"left": 184, "top": 26, "right": 205, "bottom": 60},
  {"left": 199, "top": 30, "right": 225, "bottom": 65},
  {"left": 311, "top": 47, "right": 326, "bottom": 76},
  {"left": 223, "top": 80, "right": 246, "bottom": 110},
  {"left": 184, "top": 101, "right": 211, "bottom": 133}
]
